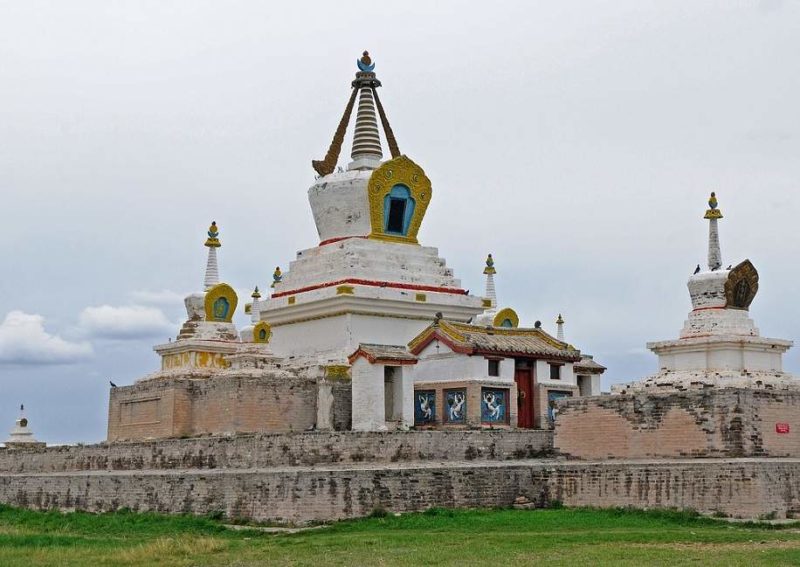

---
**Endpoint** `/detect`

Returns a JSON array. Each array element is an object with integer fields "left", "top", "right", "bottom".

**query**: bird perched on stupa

[{"left": 693, "top": 264, "right": 701, "bottom": 275}]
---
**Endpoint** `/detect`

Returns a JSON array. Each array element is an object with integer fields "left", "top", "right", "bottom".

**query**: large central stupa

[{"left": 257, "top": 52, "right": 485, "bottom": 362}]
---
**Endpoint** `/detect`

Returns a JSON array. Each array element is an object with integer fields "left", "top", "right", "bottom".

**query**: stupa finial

[
  {"left": 703, "top": 192, "right": 723, "bottom": 271},
  {"left": 251, "top": 286, "right": 261, "bottom": 299},
  {"left": 357, "top": 50, "right": 375, "bottom": 72},
  {"left": 205, "top": 221, "right": 221, "bottom": 248},
  {"left": 483, "top": 254, "right": 496, "bottom": 275},
  {"left": 271, "top": 266, "right": 283, "bottom": 288},
  {"left": 203, "top": 221, "right": 221, "bottom": 290}
]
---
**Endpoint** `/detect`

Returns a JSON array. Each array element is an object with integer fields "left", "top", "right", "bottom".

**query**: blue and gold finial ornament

[
  {"left": 251, "top": 286, "right": 261, "bottom": 299},
  {"left": 704, "top": 192, "right": 723, "bottom": 220},
  {"left": 357, "top": 50, "right": 375, "bottom": 72},
  {"left": 271, "top": 266, "right": 283, "bottom": 288},
  {"left": 483, "top": 254, "right": 496, "bottom": 275},
  {"left": 205, "top": 221, "right": 221, "bottom": 247}
]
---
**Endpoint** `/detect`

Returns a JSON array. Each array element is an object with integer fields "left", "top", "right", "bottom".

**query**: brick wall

[
  {"left": 2, "top": 458, "right": 798, "bottom": 523},
  {"left": 108, "top": 375, "right": 325, "bottom": 441},
  {"left": 0, "top": 430, "right": 553, "bottom": 473},
  {"left": 554, "top": 388, "right": 800, "bottom": 460}
]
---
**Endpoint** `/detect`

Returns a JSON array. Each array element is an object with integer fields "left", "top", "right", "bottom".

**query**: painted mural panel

[
  {"left": 444, "top": 389, "right": 467, "bottom": 424},
  {"left": 548, "top": 390, "right": 573, "bottom": 424},
  {"left": 481, "top": 388, "right": 509, "bottom": 424},
  {"left": 414, "top": 390, "right": 436, "bottom": 425}
]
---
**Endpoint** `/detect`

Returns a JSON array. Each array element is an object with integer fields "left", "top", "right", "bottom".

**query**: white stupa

[
  {"left": 5, "top": 405, "right": 45, "bottom": 448},
  {"left": 617, "top": 192, "right": 796, "bottom": 393},
  {"left": 256, "top": 51, "right": 485, "bottom": 362}
]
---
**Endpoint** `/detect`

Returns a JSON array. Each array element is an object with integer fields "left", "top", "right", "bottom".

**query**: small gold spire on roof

[
  {"left": 483, "top": 254, "right": 496, "bottom": 275},
  {"left": 704, "top": 192, "right": 723, "bottom": 220},
  {"left": 556, "top": 313, "right": 564, "bottom": 325},
  {"left": 204, "top": 221, "right": 221, "bottom": 247},
  {"left": 251, "top": 286, "right": 261, "bottom": 299},
  {"left": 271, "top": 267, "right": 283, "bottom": 288}
]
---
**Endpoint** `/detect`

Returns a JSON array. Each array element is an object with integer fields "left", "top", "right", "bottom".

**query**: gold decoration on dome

[
  {"left": 367, "top": 155, "right": 432, "bottom": 244},
  {"left": 493, "top": 308, "right": 519, "bottom": 329},
  {"left": 253, "top": 321, "right": 272, "bottom": 344},
  {"left": 724, "top": 260, "right": 759, "bottom": 310},
  {"left": 205, "top": 221, "right": 221, "bottom": 247},
  {"left": 204, "top": 283, "right": 238, "bottom": 323},
  {"left": 704, "top": 191, "right": 723, "bottom": 220}
]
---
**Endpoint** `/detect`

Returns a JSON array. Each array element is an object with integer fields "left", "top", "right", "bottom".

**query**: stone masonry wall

[
  {"left": 0, "top": 430, "right": 553, "bottom": 473},
  {"left": 108, "top": 375, "right": 322, "bottom": 441},
  {"left": 554, "top": 388, "right": 800, "bottom": 460},
  {"left": 2, "top": 458, "right": 799, "bottom": 523}
]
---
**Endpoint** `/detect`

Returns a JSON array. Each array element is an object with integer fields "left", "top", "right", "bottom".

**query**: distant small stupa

[{"left": 5, "top": 404, "right": 45, "bottom": 449}]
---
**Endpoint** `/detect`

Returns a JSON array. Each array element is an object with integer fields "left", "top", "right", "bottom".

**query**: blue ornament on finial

[{"left": 357, "top": 50, "right": 375, "bottom": 72}]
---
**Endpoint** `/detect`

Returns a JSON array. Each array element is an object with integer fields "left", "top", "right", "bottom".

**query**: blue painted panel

[
  {"left": 481, "top": 388, "right": 508, "bottom": 424},
  {"left": 212, "top": 297, "right": 230, "bottom": 321},
  {"left": 414, "top": 390, "right": 436, "bottom": 425},
  {"left": 444, "top": 389, "right": 467, "bottom": 423},
  {"left": 547, "top": 390, "right": 573, "bottom": 423}
]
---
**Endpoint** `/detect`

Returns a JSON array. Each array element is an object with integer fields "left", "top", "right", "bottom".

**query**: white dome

[{"left": 308, "top": 170, "right": 373, "bottom": 244}]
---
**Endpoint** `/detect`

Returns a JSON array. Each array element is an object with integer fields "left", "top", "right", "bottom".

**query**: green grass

[{"left": 2, "top": 504, "right": 800, "bottom": 566}]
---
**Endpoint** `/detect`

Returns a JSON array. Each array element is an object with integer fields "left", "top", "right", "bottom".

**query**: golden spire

[
  {"left": 483, "top": 254, "right": 496, "bottom": 275},
  {"left": 704, "top": 192, "right": 723, "bottom": 220},
  {"left": 271, "top": 266, "right": 283, "bottom": 288},
  {"left": 205, "top": 221, "right": 221, "bottom": 247},
  {"left": 251, "top": 286, "right": 261, "bottom": 299},
  {"left": 556, "top": 313, "right": 564, "bottom": 325}
]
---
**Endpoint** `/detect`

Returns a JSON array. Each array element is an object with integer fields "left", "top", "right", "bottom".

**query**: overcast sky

[{"left": 2, "top": 1, "right": 798, "bottom": 444}]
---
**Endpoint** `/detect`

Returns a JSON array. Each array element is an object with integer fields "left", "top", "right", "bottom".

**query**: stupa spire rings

[
  {"left": 312, "top": 51, "right": 402, "bottom": 176},
  {"left": 203, "top": 221, "right": 221, "bottom": 290}
]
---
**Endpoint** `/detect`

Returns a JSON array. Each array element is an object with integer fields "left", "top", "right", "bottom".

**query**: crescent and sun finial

[{"left": 357, "top": 50, "right": 375, "bottom": 72}]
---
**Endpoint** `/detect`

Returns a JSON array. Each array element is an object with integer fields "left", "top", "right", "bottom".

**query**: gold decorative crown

[{"left": 205, "top": 221, "right": 221, "bottom": 247}]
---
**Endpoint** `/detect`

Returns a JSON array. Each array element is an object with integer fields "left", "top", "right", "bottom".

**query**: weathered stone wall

[
  {"left": 108, "top": 375, "right": 323, "bottom": 441},
  {"left": 0, "top": 430, "right": 553, "bottom": 473},
  {"left": 2, "top": 458, "right": 798, "bottom": 523},
  {"left": 554, "top": 388, "right": 800, "bottom": 460}
]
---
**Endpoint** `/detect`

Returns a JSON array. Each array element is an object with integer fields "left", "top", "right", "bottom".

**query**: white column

[{"left": 708, "top": 217, "right": 722, "bottom": 271}]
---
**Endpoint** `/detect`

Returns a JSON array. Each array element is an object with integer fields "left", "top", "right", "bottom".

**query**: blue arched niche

[{"left": 383, "top": 184, "right": 416, "bottom": 236}]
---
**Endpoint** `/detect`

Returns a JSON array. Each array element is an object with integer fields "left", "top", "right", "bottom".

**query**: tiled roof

[
  {"left": 348, "top": 343, "right": 418, "bottom": 365},
  {"left": 409, "top": 320, "right": 581, "bottom": 361},
  {"left": 574, "top": 355, "right": 607, "bottom": 374}
]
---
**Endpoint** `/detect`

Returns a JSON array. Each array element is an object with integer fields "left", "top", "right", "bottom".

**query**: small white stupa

[
  {"left": 617, "top": 192, "right": 796, "bottom": 393},
  {"left": 5, "top": 405, "right": 45, "bottom": 449}
]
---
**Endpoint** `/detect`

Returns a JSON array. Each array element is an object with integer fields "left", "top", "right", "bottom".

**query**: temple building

[{"left": 106, "top": 53, "right": 604, "bottom": 441}]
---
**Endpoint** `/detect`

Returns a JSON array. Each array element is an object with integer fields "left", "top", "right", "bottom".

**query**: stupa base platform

[{"left": 554, "top": 387, "right": 800, "bottom": 460}]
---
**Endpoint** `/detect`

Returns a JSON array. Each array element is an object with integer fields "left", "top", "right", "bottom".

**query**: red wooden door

[{"left": 515, "top": 368, "right": 533, "bottom": 428}]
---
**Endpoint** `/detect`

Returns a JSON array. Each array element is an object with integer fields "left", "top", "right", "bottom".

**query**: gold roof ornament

[
  {"left": 483, "top": 254, "right": 496, "bottom": 275},
  {"left": 205, "top": 221, "right": 221, "bottom": 247},
  {"left": 251, "top": 286, "right": 261, "bottom": 299},
  {"left": 704, "top": 192, "right": 723, "bottom": 220},
  {"left": 556, "top": 313, "right": 564, "bottom": 325},
  {"left": 271, "top": 266, "right": 282, "bottom": 288}
]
